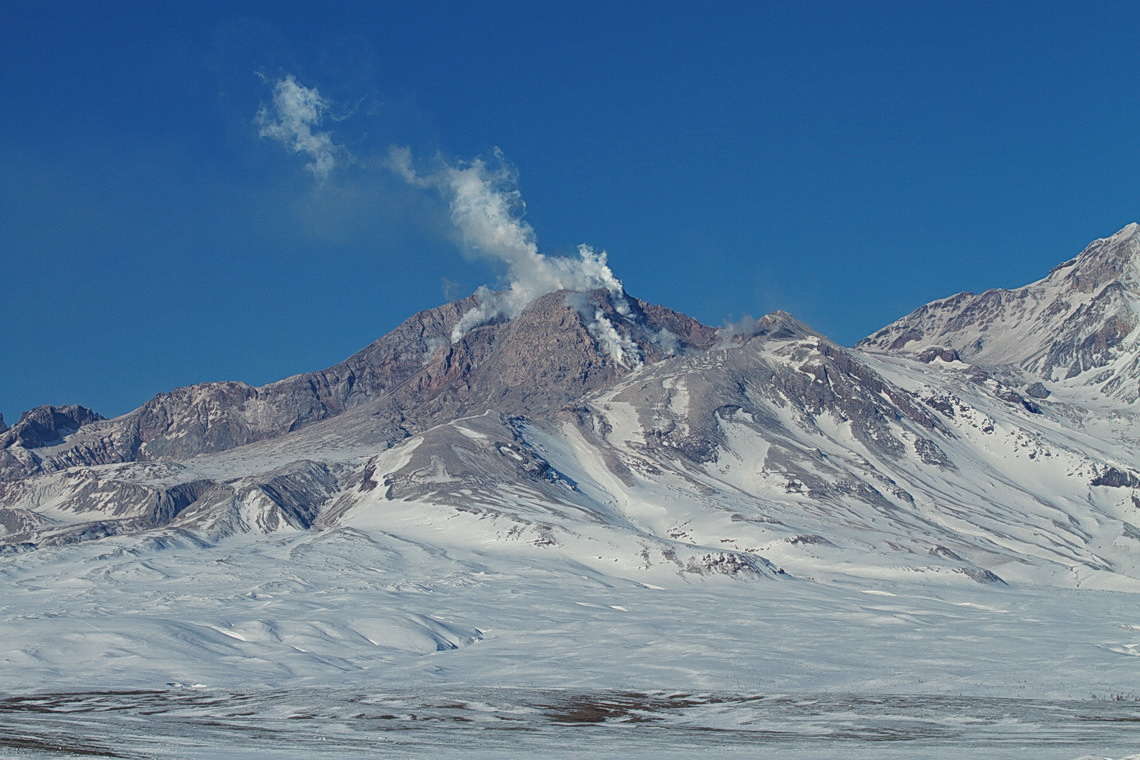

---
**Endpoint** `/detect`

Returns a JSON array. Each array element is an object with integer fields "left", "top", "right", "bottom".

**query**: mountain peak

[
  {"left": 2, "top": 405, "right": 103, "bottom": 450},
  {"left": 1111, "top": 220, "right": 1139, "bottom": 239},
  {"left": 404, "top": 287, "right": 715, "bottom": 420},
  {"left": 1046, "top": 222, "right": 1140, "bottom": 293},
  {"left": 0, "top": 287, "right": 716, "bottom": 480},
  {"left": 857, "top": 223, "right": 1140, "bottom": 398}
]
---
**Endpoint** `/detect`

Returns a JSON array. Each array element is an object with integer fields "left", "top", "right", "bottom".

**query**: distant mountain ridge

[{"left": 1, "top": 224, "right": 1138, "bottom": 591}]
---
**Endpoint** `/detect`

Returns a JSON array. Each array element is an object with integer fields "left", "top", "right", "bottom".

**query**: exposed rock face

[
  {"left": 858, "top": 223, "right": 1140, "bottom": 400},
  {"left": 125, "top": 295, "right": 480, "bottom": 459},
  {"left": 0, "top": 299, "right": 474, "bottom": 480},
  {"left": 0, "top": 290, "right": 711, "bottom": 482},
  {"left": 1091, "top": 467, "right": 1140, "bottom": 489},
  {"left": 378, "top": 289, "right": 715, "bottom": 429},
  {"left": 915, "top": 347, "right": 962, "bottom": 364},
  {"left": 2, "top": 405, "right": 103, "bottom": 449},
  {"left": 169, "top": 460, "right": 340, "bottom": 539},
  {"left": 0, "top": 405, "right": 105, "bottom": 480}
]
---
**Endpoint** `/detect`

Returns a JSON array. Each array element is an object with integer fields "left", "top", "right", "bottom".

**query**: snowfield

[{"left": 2, "top": 528, "right": 1139, "bottom": 759}]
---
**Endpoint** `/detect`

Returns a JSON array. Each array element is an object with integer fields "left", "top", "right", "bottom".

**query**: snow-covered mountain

[
  {"left": 2, "top": 225, "right": 1139, "bottom": 594},
  {"left": 859, "top": 222, "right": 1140, "bottom": 403},
  {"left": 5, "top": 227, "right": 1140, "bottom": 759}
]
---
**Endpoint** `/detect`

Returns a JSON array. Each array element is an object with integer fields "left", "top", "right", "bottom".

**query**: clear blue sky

[{"left": 2, "top": 1, "right": 1137, "bottom": 423}]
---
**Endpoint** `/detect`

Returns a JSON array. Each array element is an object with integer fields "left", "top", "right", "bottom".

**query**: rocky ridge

[
  {"left": 858, "top": 222, "right": 1140, "bottom": 402},
  {"left": 0, "top": 290, "right": 708, "bottom": 482}
]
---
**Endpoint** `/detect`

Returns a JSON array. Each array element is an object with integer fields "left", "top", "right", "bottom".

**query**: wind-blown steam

[
  {"left": 258, "top": 73, "right": 660, "bottom": 364},
  {"left": 389, "top": 146, "right": 632, "bottom": 347},
  {"left": 257, "top": 75, "right": 341, "bottom": 181}
]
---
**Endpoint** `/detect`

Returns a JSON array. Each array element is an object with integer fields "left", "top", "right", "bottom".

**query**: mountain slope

[
  {"left": 0, "top": 290, "right": 710, "bottom": 482},
  {"left": 1, "top": 228, "right": 1138, "bottom": 592},
  {"left": 316, "top": 314, "right": 1138, "bottom": 589},
  {"left": 858, "top": 222, "right": 1140, "bottom": 403}
]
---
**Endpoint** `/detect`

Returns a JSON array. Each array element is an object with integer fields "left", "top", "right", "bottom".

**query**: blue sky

[{"left": 2, "top": 1, "right": 1138, "bottom": 423}]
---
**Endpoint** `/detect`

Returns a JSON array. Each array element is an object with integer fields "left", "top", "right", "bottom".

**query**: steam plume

[
  {"left": 389, "top": 147, "right": 631, "bottom": 344},
  {"left": 257, "top": 75, "right": 341, "bottom": 181},
  {"left": 258, "top": 73, "right": 668, "bottom": 365}
]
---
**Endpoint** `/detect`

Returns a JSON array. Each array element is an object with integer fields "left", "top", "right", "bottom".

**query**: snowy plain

[{"left": 2, "top": 527, "right": 1139, "bottom": 759}]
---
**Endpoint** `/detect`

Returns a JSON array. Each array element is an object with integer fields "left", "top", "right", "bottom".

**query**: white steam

[
  {"left": 563, "top": 292, "right": 644, "bottom": 368},
  {"left": 258, "top": 73, "right": 669, "bottom": 365},
  {"left": 257, "top": 75, "right": 341, "bottom": 181},
  {"left": 717, "top": 315, "right": 764, "bottom": 346},
  {"left": 390, "top": 147, "right": 632, "bottom": 345}
]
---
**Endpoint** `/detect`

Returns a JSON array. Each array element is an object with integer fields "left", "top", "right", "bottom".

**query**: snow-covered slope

[
  {"left": 316, "top": 314, "right": 1140, "bottom": 591},
  {"left": 2, "top": 261, "right": 1136, "bottom": 589}
]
